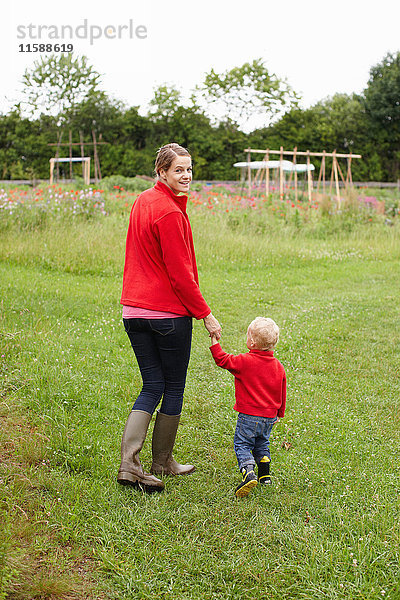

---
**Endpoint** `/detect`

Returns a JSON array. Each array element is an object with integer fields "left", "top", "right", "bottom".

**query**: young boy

[{"left": 210, "top": 317, "right": 286, "bottom": 498}]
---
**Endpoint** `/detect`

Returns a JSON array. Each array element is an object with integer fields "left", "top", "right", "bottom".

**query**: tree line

[{"left": 1, "top": 52, "right": 399, "bottom": 182}]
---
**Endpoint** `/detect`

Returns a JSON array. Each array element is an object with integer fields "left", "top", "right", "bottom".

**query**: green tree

[
  {"left": 198, "top": 58, "right": 299, "bottom": 130},
  {"left": 251, "top": 94, "right": 364, "bottom": 151},
  {"left": 0, "top": 108, "right": 57, "bottom": 179},
  {"left": 100, "top": 106, "right": 153, "bottom": 177},
  {"left": 21, "top": 53, "right": 102, "bottom": 119},
  {"left": 148, "top": 85, "right": 183, "bottom": 120},
  {"left": 65, "top": 92, "right": 123, "bottom": 134},
  {"left": 364, "top": 52, "right": 400, "bottom": 180},
  {"left": 249, "top": 93, "right": 375, "bottom": 181}
]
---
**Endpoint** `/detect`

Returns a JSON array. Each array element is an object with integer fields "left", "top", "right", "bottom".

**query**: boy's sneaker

[
  {"left": 258, "top": 455, "right": 272, "bottom": 485},
  {"left": 235, "top": 467, "right": 258, "bottom": 498}
]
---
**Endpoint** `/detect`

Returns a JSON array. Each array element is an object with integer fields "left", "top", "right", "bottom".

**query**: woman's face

[{"left": 159, "top": 156, "right": 192, "bottom": 195}]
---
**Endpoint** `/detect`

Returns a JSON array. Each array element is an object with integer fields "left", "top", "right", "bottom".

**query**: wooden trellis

[
  {"left": 244, "top": 147, "right": 362, "bottom": 207},
  {"left": 48, "top": 129, "right": 108, "bottom": 183},
  {"left": 50, "top": 157, "right": 90, "bottom": 185}
]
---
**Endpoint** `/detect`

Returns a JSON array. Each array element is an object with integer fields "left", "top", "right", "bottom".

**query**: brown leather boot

[
  {"left": 150, "top": 411, "right": 195, "bottom": 476},
  {"left": 117, "top": 410, "right": 164, "bottom": 493}
]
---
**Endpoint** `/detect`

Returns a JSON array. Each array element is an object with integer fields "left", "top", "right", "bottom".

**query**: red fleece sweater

[
  {"left": 210, "top": 343, "right": 286, "bottom": 418},
  {"left": 121, "top": 181, "right": 210, "bottom": 319}
]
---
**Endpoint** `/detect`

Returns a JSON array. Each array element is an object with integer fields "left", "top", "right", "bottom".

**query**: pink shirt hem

[{"left": 122, "top": 305, "right": 182, "bottom": 319}]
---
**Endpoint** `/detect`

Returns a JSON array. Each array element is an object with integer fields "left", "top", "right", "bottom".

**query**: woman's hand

[
  {"left": 210, "top": 333, "right": 219, "bottom": 346},
  {"left": 203, "top": 313, "right": 222, "bottom": 339}
]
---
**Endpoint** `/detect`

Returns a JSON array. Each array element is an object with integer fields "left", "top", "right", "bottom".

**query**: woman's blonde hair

[
  {"left": 154, "top": 143, "right": 191, "bottom": 176},
  {"left": 249, "top": 317, "right": 280, "bottom": 350}
]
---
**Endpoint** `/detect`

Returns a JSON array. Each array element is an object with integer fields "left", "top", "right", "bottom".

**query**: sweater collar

[
  {"left": 155, "top": 180, "right": 188, "bottom": 211},
  {"left": 249, "top": 349, "right": 274, "bottom": 356}
]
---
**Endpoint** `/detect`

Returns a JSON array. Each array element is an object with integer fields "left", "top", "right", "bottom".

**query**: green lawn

[{"left": 1, "top": 208, "right": 400, "bottom": 600}]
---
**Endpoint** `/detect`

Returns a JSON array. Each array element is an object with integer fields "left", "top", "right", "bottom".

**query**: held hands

[
  {"left": 203, "top": 313, "right": 222, "bottom": 341},
  {"left": 210, "top": 333, "right": 219, "bottom": 346}
]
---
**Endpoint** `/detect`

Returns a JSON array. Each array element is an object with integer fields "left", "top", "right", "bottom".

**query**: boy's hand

[{"left": 210, "top": 333, "right": 219, "bottom": 346}]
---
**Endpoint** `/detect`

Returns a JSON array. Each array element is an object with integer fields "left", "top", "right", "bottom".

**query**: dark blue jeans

[
  {"left": 234, "top": 413, "right": 277, "bottom": 471},
  {"left": 123, "top": 317, "right": 192, "bottom": 416}
]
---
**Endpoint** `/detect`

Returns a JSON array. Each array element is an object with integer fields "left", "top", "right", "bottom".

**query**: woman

[{"left": 118, "top": 143, "right": 221, "bottom": 493}]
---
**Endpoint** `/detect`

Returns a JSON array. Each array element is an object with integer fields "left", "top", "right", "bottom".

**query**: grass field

[{"left": 1, "top": 184, "right": 400, "bottom": 599}]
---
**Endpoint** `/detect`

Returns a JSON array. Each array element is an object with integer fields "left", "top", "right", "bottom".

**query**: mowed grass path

[{"left": 1, "top": 213, "right": 400, "bottom": 599}]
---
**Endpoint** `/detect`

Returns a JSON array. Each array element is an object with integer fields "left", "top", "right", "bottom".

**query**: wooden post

[
  {"left": 279, "top": 146, "right": 284, "bottom": 200},
  {"left": 348, "top": 154, "right": 353, "bottom": 185},
  {"left": 92, "top": 130, "right": 98, "bottom": 182},
  {"left": 293, "top": 146, "right": 298, "bottom": 203},
  {"left": 80, "top": 131, "right": 85, "bottom": 180},
  {"left": 287, "top": 146, "right": 294, "bottom": 193},
  {"left": 254, "top": 161, "right": 262, "bottom": 188},
  {"left": 317, "top": 152, "right": 325, "bottom": 194},
  {"left": 329, "top": 156, "right": 335, "bottom": 196},
  {"left": 96, "top": 153, "right": 102, "bottom": 181},
  {"left": 49, "top": 158, "right": 54, "bottom": 184},
  {"left": 307, "top": 150, "right": 313, "bottom": 203},
  {"left": 55, "top": 129, "right": 63, "bottom": 183},
  {"left": 95, "top": 134, "right": 102, "bottom": 180},
  {"left": 332, "top": 151, "right": 341, "bottom": 208},
  {"left": 336, "top": 160, "right": 347, "bottom": 186},
  {"left": 265, "top": 149, "right": 270, "bottom": 199},
  {"left": 79, "top": 131, "right": 85, "bottom": 158},
  {"left": 83, "top": 158, "right": 90, "bottom": 185},
  {"left": 346, "top": 154, "right": 353, "bottom": 187},
  {"left": 254, "top": 162, "right": 264, "bottom": 197},
  {"left": 69, "top": 129, "right": 73, "bottom": 180},
  {"left": 258, "top": 166, "right": 264, "bottom": 198},
  {"left": 247, "top": 150, "right": 251, "bottom": 197}
]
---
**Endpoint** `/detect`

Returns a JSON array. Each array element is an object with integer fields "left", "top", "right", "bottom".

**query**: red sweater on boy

[
  {"left": 210, "top": 343, "right": 286, "bottom": 418},
  {"left": 121, "top": 181, "right": 210, "bottom": 319}
]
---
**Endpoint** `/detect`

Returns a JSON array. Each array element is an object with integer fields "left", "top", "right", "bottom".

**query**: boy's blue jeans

[{"left": 234, "top": 413, "right": 278, "bottom": 471}]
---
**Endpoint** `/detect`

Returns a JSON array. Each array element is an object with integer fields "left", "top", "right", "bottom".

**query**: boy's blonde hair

[{"left": 249, "top": 317, "right": 279, "bottom": 350}]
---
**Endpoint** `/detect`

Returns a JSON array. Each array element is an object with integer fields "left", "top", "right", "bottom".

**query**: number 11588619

[{"left": 19, "top": 43, "right": 74, "bottom": 52}]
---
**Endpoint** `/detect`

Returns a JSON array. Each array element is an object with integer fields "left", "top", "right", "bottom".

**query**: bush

[
  {"left": 100, "top": 175, "right": 153, "bottom": 193},
  {"left": 0, "top": 186, "right": 107, "bottom": 232}
]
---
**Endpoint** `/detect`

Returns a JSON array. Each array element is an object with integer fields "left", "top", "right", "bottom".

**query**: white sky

[{"left": 2, "top": 0, "right": 400, "bottom": 129}]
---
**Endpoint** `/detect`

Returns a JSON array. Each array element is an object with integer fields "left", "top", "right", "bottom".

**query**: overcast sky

[{"left": 2, "top": 0, "right": 400, "bottom": 128}]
